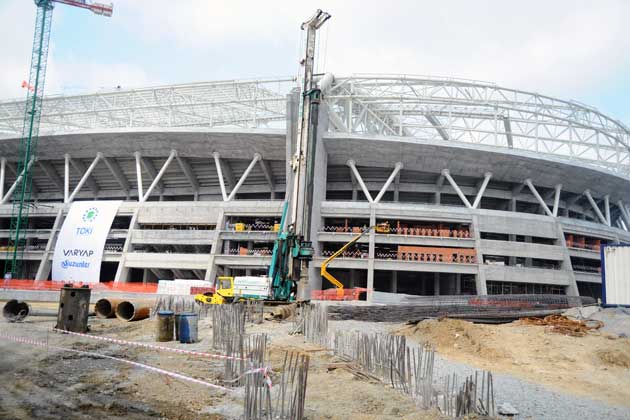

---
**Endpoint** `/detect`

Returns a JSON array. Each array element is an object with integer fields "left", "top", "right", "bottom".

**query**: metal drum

[
  {"left": 178, "top": 312, "right": 198, "bottom": 344},
  {"left": 55, "top": 285, "right": 91, "bottom": 333},
  {"left": 155, "top": 310, "right": 174, "bottom": 342}
]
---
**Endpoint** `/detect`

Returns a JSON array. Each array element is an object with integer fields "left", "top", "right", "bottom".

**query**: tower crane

[{"left": 5, "top": 0, "right": 113, "bottom": 279}]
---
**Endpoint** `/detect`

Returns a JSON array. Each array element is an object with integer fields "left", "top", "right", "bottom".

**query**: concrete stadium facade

[{"left": 1, "top": 75, "right": 629, "bottom": 301}]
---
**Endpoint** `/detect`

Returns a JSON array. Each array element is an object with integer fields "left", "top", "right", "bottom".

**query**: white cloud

[
  {"left": 0, "top": 0, "right": 628, "bottom": 124},
  {"left": 0, "top": 1, "right": 37, "bottom": 99},
  {"left": 45, "top": 58, "right": 152, "bottom": 95}
]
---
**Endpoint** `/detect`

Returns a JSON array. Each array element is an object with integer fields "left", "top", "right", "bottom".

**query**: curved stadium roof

[{"left": 1, "top": 74, "right": 628, "bottom": 178}]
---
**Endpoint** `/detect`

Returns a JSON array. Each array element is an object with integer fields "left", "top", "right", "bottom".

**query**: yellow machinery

[
  {"left": 194, "top": 276, "right": 237, "bottom": 305},
  {"left": 320, "top": 223, "right": 389, "bottom": 296}
]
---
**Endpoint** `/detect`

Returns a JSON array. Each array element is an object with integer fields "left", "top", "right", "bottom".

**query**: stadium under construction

[{"left": 1, "top": 74, "right": 629, "bottom": 301}]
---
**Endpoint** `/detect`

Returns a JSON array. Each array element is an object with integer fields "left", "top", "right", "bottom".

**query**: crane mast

[{"left": 5, "top": 0, "right": 112, "bottom": 279}]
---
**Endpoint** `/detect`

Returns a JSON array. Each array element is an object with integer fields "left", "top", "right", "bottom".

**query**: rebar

[
  {"left": 244, "top": 350, "right": 310, "bottom": 420},
  {"left": 441, "top": 370, "right": 495, "bottom": 417},
  {"left": 244, "top": 300, "right": 264, "bottom": 325},
  {"left": 211, "top": 304, "right": 246, "bottom": 351},
  {"left": 152, "top": 295, "right": 209, "bottom": 319},
  {"left": 297, "top": 303, "right": 328, "bottom": 346}
]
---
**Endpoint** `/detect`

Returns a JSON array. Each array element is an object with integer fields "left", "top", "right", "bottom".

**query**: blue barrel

[{"left": 178, "top": 312, "right": 198, "bottom": 344}]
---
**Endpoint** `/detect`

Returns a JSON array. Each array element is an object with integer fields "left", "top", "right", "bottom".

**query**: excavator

[{"left": 195, "top": 10, "right": 331, "bottom": 306}]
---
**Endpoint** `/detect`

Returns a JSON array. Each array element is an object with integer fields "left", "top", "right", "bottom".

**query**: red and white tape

[
  {"left": 52, "top": 328, "right": 249, "bottom": 361},
  {"left": 0, "top": 332, "right": 233, "bottom": 392}
]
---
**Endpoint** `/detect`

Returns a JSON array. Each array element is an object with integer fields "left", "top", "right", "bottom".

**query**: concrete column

[
  {"left": 114, "top": 206, "right": 140, "bottom": 283},
  {"left": 456, "top": 273, "right": 462, "bottom": 294},
  {"left": 205, "top": 210, "right": 226, "bottom": 283},
  {"left": 471, "top": 215, "right": 488, "bottom": 295},
  {"left": 35, "top": 207, "right": 65, "bottom": 281},
  {"left": 390, "top": 271, "right": 398, "bottom": 293},
  {"left": 366, "top": 208, "right": 376, "bottom": 301},
  {"left": 556, "top": 223, "right": 579, "bottom": 296},
  {"left": 525, "top": 236, "right": 533, "bottom": 267},
  {"left": 508, "top": 234, "right": 516, "bottom": 266},
  {"left": 0, "top": 158, "right": 5, "bottom": 199},
  {"left": 349, "top": 269, "right": 357, "bottom": 288},
  {"left": 306, "top": 102, "right": 330, "bottom": 296},
  {"left": 433, "top": 273, "right": 440, "bottom": 296},
  {"left": 421, "top": 278, "right": 427, "bottom": 295}
]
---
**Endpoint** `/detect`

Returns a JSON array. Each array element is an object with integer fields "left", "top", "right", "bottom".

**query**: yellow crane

[{"left": 320, "top": 222, "right": 389, "bottom": 297}]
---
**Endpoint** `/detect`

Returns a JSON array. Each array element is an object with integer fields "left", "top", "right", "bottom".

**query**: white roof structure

[{"left": 1, "top": 74, "right": 629, "bottom": 178}]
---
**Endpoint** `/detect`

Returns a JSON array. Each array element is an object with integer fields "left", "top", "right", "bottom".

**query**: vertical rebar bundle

[
  {"left": 300, "top": 304, "right": 328, "bottom": 346},
  {"left": 211, "top": 304, "right": 246, "bottom": 350},
  {"left": 223, "top": 333, "right": 267, "bottom": 386},
  {"left": 442, "top": 371, "right": 495, "bottom": 417},
  {"left": 244, "top": 350, "right": 310, "bottom": 420},
  {"left": 332, "top": 331, "right": 436, "bottom": 408},
  {"left": 152, "top": 295, "right": 208, "bottom": 318},
  {"left": 245, "top": 300, "right": 264, "bottom": 325}
]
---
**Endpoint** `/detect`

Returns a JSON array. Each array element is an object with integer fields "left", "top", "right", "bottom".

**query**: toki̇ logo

[
  {"left": 82, "top": 207, "right": 99, "bottom": 223},
  {"left": 75, "top": 227, "right": 93, "bottom": 236}
]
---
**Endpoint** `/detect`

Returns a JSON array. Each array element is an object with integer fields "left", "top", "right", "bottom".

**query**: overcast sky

[{"left": 0, "top": 0, "right": 628, "bottom": 124}]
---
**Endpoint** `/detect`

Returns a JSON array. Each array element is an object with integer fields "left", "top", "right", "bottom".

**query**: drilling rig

[
  {"left": 5, "top": 0, "right": 113, "bottom": 279},
  {"left": 267, "top": 9, "right": 331, "bottom": 301}
]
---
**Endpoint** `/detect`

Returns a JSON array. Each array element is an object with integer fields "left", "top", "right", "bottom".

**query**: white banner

[{"left": 52, "top": 201, "right": 122, "bottom": 283}]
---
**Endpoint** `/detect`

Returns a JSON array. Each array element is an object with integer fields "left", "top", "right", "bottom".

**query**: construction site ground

[
  {"left": 1, "top": 301, "right": 629, "bottom": 420},
  {"left": 0, "top": 303, "right": 441, "bottom": 420}
]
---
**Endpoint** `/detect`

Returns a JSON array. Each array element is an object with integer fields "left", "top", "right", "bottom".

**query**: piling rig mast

[
  {"left": 268, "top": 9, "right": 331, "bottom": 300},
  {"left": 5, "top": 0, "right": 113, "bottom": 278}
]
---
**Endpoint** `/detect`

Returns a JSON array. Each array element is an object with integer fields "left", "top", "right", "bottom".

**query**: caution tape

[
  {"left": 52, "top": 328, "right": 249, "bottom": 361},
  {"left": 51, "top": 329, "right": 274, "bottom": 388},
  {"left": 0, "top": 333, "right": 233, "bottom": 392}
]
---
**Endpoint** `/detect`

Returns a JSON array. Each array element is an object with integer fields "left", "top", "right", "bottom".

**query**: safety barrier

[
  {"left": 311, "top": 287, "right": 369, "bottom": 301},
  {"left": 397, "top": 246, "right": 477, "bottom": 264},
  {"left": 0, "top": 279, "right": 158, "bottom": 294},
  {"left": 322, "top": 225, "right": 471, "bottom": 238}
]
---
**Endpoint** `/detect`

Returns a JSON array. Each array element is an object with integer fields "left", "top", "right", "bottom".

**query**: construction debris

[
  {"left": 520, "top": 314, "right": 604, "bottom": 336},
  {"left": 498, "top": 402, "right": 520, "bottom": 416}
]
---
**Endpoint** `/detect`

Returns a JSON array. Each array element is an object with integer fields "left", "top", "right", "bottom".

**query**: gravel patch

[{"left": 432, "top": 354, "right": 630, "bottom": 420}]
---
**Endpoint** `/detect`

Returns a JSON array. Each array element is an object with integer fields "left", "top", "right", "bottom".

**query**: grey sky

[{"left": 0, "top": 0, "right": 628, "bottom": 123}]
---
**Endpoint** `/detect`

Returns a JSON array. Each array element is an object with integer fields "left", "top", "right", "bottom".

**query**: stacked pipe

[
  {"left": 114, "top": 300, "right": 152, "bottom": 322},
  {"left": 94, "top": 298, "right": 123, "bottom": 318}
]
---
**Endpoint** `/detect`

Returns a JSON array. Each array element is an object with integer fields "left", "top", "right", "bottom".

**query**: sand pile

[
  {"left": 397, "top": 317, "right": 630, "bottom": 408},
  {"left": 397, "top": 318, "right": 510, "bottom": 360}
]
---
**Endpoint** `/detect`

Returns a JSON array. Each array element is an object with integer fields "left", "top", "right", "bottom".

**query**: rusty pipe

[
  {"left": 115, "top": 300, "right": 151, "bottom": 322},
  {"left": 3, "top": 300, "right": 57, "bottom": 322},
  {"left": 95, "top": 298, "right": 124, "bottom": 319}
]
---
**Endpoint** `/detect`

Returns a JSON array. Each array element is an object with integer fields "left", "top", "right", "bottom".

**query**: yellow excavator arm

[{"left": 320, "top": 222, "right": 389, "bottom": 295}]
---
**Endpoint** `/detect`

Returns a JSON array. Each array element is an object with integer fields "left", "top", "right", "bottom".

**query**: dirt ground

[
  {"left": 397, "top": 318, "right": 630, "bottom": 408},
  {"left": 0, "top": 303, "right": 444, "bottom": 420}
]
